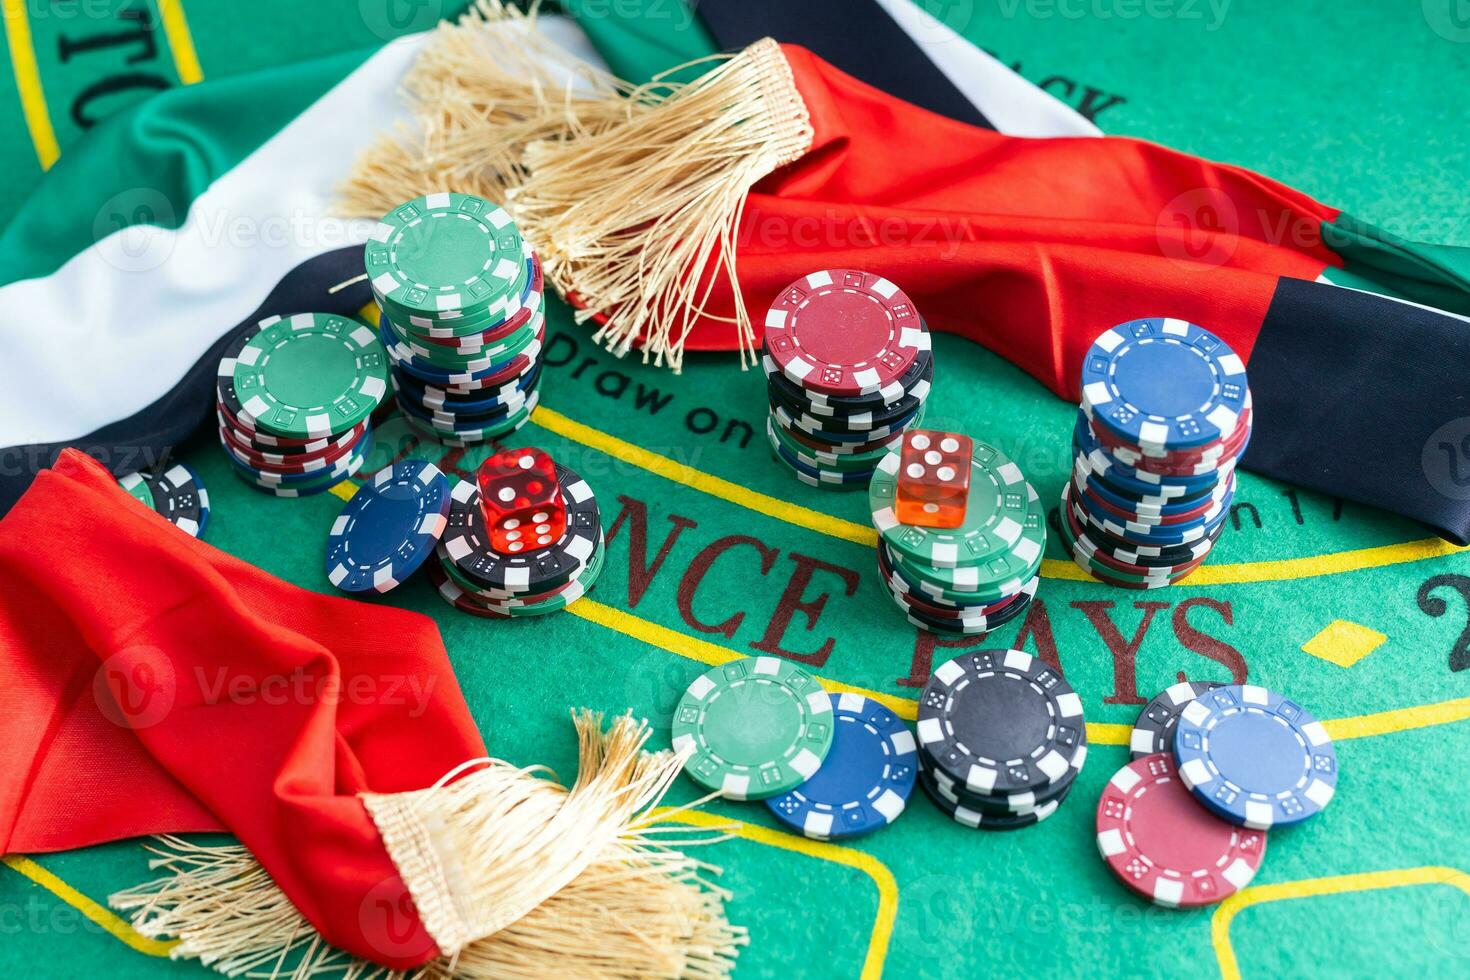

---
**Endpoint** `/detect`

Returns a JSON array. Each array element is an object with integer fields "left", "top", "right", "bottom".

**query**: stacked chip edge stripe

[
  {"left": 914, "top": 650, "right": 1086, "bottom": 829},
  {"left": 1063, "top": 318, "right": 1252, "bottom": 588},
  {"left": 214, "top": 312, "right": 389, "bottom": 496},
  {"left": 367, "top": 194, "right": 549, "bottom": 446},
  {"left": 870, "top": 437, "right": 1046, "bottom": 634}
]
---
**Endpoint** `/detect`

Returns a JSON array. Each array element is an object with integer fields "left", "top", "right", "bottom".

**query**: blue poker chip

[
  {"left": 325, "top": 459, "right": 451, "bottom": 593},
  {"left": 394, "top": 363, "right": 542, "bottom": 415},
  {"left": 1080, "top": 319, "right": 1248, "bottom": 451},
  {"left": 1068, "top": 481, "right": 1232, "bottom": 548},
  {"left": 765, "top": 693, "right": 917, "bottom": 839},
  {"left": 1173, "top": 684, "right": 1338, "bottom": 829},
  {"left": 1071, "top": 457, "right": 1234, "bottom": 519}
]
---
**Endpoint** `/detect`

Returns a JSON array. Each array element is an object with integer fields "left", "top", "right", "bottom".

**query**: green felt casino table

[{"left": 3, "top": 2, "right": 1470, "bottom": 979}]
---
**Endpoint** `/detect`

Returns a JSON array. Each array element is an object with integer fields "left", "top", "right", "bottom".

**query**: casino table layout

[
  {"left": 3, "top": 3, "right": 1470, "bottom": 980},
  {"left": 7, "top": 309, "right": 1470, "bottom": 979}
]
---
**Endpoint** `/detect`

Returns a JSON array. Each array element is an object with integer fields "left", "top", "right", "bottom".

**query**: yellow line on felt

[
  {"left": 531, "top": 407, "right": 877, "bottom": 546},
  {"left": 1323, "top": 696, "right": 1470, "bottom": 742},
  {"left": 1211, "top": 866, "right": 1470, "bottom": 980},
  {"left": 569, "top": 598, "right": 1470, "bottom": 745},
  {"left": 0, "top": 856, "right": 175, "bottom": 957},
  {"left": 528, "top": 407, "right": 1468, "bottom": 585},
  {"left": 664, "top": 809, "right": 898, "bottom": 980},
  {"left": 156, "top": 0, "right": 203, "bottom": 84},
  {"left": 569, "top": 599, "right": 919, "bottom": 720},
  {"left": 1, "top": 0, "right": 59, "bottom": 169}
]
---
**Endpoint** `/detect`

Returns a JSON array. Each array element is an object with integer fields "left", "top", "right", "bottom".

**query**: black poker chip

[
  {"left": 918, "top": 769, "right": 1074, "bottom": 830},
  {"left": 917, "top": 649, "right": 1087, "bottom": 798},
  {"left": 438, "top": 462, "right": 601, "bottom": 594},
  {"left": 1128, "top": 681, "right": 1225, "bottom": 760}
]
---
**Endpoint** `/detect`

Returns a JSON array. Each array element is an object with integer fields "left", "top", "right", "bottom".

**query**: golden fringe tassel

[
  {"left": 111, "top": 712, "right": 746, "bottom": 978},
  {"left": 338, "top": 0, "right": 814, "bottom": 372}
]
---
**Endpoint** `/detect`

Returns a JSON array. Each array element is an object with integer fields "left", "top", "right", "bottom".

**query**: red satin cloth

[
  {"left": 0, "top": 451, "right": 483, "bottom": 968},
  {"left": 682, "top": 44, "right": 1340, "bottom": 397}
]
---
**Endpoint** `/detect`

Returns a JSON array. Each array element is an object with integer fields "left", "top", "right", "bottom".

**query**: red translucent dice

[
  {"left": 894, "top": 429, "right": 972, "bottom": 528},
  {"left": 476, "top": 447, "right": 566, "bottom": 554}
]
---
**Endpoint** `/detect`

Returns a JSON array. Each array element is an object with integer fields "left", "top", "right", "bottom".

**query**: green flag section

[
  {"left": 0, "top": 47, "right": 371, "bottom": 287},
  {"left": 0, "top": 0, "right": 466, "bottom": 225}
]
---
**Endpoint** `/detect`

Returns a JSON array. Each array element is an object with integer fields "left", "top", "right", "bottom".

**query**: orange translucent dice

[{"left": 894, "top": 429, "right": 972, "bottom": 528}]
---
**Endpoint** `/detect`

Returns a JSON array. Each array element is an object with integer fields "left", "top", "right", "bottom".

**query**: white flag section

[
  {"left": 874, "top": 0, "right": 1100, "bottom": 138},
  {"left": 0, "top": 17, "right": 606, "bottom": 451},
  {"left": 0, "top": 2, "right": 1087, "bottom": 450}
]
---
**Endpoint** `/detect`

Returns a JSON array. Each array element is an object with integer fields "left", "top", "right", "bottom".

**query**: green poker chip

[
  {"left": 887, "top": 530, "right": 1045, "bottom": 605},
  {"left": 118, "top": 471, "right": 155, "bottom": 510},
  {"left": 671, "top": 655, "right": 834, "bottom": 800},
  {"left": 377, "top": 243, "right": 538, "bottom": 336},
  {"left": 870, "top": 441, "right": 1046, "bottom": 572},
  {"left": 365, "top": 193, "right": 525, "bottom": 318},
  {"left": 232, "top": 313, "right": 389, "bottom": 440}
]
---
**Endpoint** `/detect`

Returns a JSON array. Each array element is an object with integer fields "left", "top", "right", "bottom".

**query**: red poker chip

[
  {"left": 1095, "top": 753, "right": 1267, "bottom": 907},
  {"left": 1075, "top": 473, "right": 1229, "bottom": 527},
  {"left": 763, "top": 269, "right": 929, "bottom": 397},
  {"left": 1089, "top": 404, "right": 1253, "bottom": 472},
  {"left": 217, "top": 414, "right": 366, "bottom": 465}
]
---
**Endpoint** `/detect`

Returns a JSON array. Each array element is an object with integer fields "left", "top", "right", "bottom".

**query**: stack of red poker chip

[{"left": 761, "top": 269, "right": 933, "bottom": 490}]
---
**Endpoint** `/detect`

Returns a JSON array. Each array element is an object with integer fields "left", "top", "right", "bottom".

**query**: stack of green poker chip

[
  {"left": 671, "top": 655, "right": 835, "bottom": 800},
  {"left": 215, "top": 312, "right": 389, "bottom": 498},
  {"left": 869, "top": 439, "right": 1046, "bottom": 636},
  {"left": 367, "top": 193, "right": 549, "bottom": 446}
]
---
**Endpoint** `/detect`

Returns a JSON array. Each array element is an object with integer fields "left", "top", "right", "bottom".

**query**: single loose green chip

[
  {"left": 232, "top": 313, "right": 389, "bottom": 439},
  {"left": 671, "top": 655, "right": 834, "bottom": 800},
  {"left": 365, "top": 193, "right": 525, "bottom": 317}
]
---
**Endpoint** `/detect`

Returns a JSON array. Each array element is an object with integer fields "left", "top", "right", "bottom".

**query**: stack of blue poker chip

[
  {"left": 324, "top": 459, "right": 451, "bottom": 594},
  {"left": 765, "top": 693, "right": 918, "bottom": 840},
  {"left": 1172, "top": 683, "right": 1338, "bottom": 829},
  {"left": 1060, "top": 318, "right": 1252, "bottom": 589}
]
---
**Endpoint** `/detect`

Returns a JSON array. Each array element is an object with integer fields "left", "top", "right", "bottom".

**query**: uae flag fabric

[{"left": 1, "top": 0, "right": 1469, "bottom": 549}]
